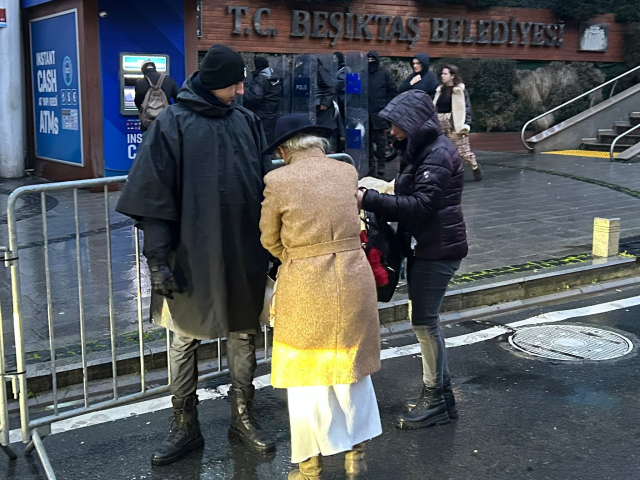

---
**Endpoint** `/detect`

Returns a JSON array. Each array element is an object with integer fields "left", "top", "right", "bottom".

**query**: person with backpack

[
  {"left": 135, "top": 60, "right": 179, "bottom": 131},
  {"left": 358, "top": 89, "right": 468, "bottom": 431},
  {"left": 117, "top": 44, "right": 276, "bottom": 466}
]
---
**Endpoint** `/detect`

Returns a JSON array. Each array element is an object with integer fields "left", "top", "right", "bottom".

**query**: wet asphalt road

[{"left": 2, "top": 286, "right": 640, "bottom": 480}]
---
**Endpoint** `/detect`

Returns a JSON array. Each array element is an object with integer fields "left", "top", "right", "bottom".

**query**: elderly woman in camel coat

[{"left": 260, "top": 114, "right": 382, "bottom": 480}]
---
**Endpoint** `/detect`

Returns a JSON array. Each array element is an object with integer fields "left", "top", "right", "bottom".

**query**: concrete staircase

[
  {"left": 582, "top": 112, "right": 640, "bottom": 152},
  {"left": 526, "top": 83, "right": 640, "bottom": 154}
]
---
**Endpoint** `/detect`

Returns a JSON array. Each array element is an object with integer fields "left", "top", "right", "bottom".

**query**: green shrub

[
  {"left": 514, "top": 62, "right": 605, "bottom": 131},
  {"left": 625, "top": 23, "right": 640, "bottom": 68}
]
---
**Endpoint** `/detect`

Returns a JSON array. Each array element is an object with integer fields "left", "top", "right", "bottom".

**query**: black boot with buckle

[
  {"left": 151, "top": 395, "right": 204, "bottom": 466},
  {"left": 397, "top": 385, "right": 450, "bottom": 430},
  {"left": 404, "top": 380, "right": 458, "bottom": 419},
  {"left": 229, "top": 386, "right": 276, "bottom": 453}
]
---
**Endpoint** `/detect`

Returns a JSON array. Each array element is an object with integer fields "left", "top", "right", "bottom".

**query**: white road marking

[{"left": 9, "top": 295, "right": 640, "bottom": 443}]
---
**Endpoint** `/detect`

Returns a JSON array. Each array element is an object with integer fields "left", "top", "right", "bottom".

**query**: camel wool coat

[{"left": 260, "top": 147, "right": 381, "bottom": 389}]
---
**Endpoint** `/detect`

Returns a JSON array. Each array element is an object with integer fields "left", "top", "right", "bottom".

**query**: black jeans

[
  {"left": 408, "top": 258, "right": 461, "bottom": 389},
  {"left": 170, "top": 332, "right": 257, "bottom": 398}
]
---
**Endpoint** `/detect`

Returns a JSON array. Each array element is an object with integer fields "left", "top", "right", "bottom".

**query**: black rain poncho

[{"left": 116, "top": 73, "right": 272, "bottom": 339}]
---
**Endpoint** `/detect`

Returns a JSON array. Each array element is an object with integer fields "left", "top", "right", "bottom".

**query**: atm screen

[
  {"left": 123, "top": 87, "right": 136, "bottom": 111},
  {"left": 122, "top": 55, "right": 168, "bottom": 73}
]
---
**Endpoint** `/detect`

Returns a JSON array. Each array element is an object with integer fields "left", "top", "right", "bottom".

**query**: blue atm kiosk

[
  {"left": 116, "top": 53, "right": 170, "bottom": 170},
  {"left": 22, "top": 0, "right": 194, "bottom": 181},
  {"left": 102, "top": 52, "right": 174, "bottom": 176}
]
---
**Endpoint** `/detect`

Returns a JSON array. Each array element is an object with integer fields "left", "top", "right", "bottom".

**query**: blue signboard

[
  {"left": 30, "top": 10, "right": 83, "bottom": 166},
  {"left": 346, "top": 128, "right": 363, "bottom": 150},
  {"left": 22, "top": 0, "right": 55, "bottom": 7},
  {"left": 346, "top": 73, "right": 362, "bottom": 94},
  {"left": 293, "top": 78, "right": 311, "bottom": 98}
]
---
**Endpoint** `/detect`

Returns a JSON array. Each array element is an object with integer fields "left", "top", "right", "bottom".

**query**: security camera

[{"left": 99, "top": 11, "right": 108, "bottom": 18}]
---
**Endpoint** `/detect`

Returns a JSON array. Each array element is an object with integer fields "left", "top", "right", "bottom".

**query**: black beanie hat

[
  {"left": 200, "top": 44, "right": 245, "bottom": 90},
  {"left": 254, "top": 56, "right": 269, "bottom": 71}
]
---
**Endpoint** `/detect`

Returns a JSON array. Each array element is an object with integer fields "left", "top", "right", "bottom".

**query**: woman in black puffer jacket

[{"left": 358, "top": 89, "right": 468, "bottom": 430}]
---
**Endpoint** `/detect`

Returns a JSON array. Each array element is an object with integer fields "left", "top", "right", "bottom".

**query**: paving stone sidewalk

[{"left": 1, "top": 152, "right": 640, "bottom": 358}]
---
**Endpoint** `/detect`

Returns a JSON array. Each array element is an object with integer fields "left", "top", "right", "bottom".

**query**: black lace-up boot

[
  {"left": 151, "top": 395, "right": 204, "bottom": 466},
  {"left": 228, "top": 386, "right": 276, "bottom": 453},
  {"left": 404, "top": 380, "right": 458, "bottom": 419},
  {"left": 397, "top": 385, "right": 450, "bottom": 430}
]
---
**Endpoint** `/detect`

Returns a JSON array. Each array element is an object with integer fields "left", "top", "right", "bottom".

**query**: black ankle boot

[
  {"left": 229, "top": 386, "right": 276, "bottom": 453},
  {"left": 404, "top": 381, "right": 459, "bottom": 419},
  {"left": 442, "top": 380, "right": 458, "bottom": 419},
  {"left": 151, "top": 395, "right": 204, "bottom": 466},
  {"left": 397, "top": 385, "right": 450, "bottom": 430}
]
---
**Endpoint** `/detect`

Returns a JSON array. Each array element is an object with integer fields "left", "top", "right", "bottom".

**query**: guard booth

[{"left": 21, "top": 0, "right": 198, "bottom": 181}]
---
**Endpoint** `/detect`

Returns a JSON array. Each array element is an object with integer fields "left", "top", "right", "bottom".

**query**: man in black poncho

[{"left": 116, "top": 44, "right": 276, "bottom": 466}]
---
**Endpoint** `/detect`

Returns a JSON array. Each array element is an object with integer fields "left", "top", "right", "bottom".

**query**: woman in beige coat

[{"left": 260, "top": 114, "right": 382, "bottom": 480}]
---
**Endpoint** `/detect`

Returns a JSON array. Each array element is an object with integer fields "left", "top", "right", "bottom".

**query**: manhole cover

[{"left": 509, "top": 325, "right": 633, "bottom": 361}]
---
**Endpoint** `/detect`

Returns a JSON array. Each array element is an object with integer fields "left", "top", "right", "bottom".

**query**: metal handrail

[
  {"left": 610, "top": 122, "right": 640, "bottom": 160},
  {"left": 521, "top": 64, "right": 640, "bottom": 151}
]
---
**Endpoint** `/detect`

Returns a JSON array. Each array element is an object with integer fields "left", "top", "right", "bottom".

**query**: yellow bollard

[{"left": 592, "top": 217, "right": 621, "bottom": 258}]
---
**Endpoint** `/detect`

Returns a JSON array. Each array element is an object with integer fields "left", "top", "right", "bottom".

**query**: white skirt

[{"left": 287, "top": 375, "right": 382, "bottom": 464}]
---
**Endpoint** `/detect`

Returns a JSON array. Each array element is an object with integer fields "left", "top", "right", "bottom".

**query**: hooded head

[
  {"left": 367, "top": 51, "right": 380, "bottom": 74},
  {"left": 254, "top": 56, "right": 269, "bottom": 73},
  {"left": 333, "top": 51, "right": 345, "bottom": 68},
  {"left": 412, "top": 53, "right": 431, "bottom": 74},
  {"left": 379, "top": 90, "right": 441, "bottom": 160}
]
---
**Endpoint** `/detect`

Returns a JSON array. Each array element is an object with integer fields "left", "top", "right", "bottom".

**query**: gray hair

[{"left": 278, "top": 135, "right": 330, "bottom": 156}]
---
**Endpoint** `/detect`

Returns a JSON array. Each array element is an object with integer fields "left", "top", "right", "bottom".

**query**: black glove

[{"left": 147, "top": 260, "right": 181, "bottom": 300}]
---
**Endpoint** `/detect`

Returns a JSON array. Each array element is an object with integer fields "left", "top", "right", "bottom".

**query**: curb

[
  {"left": 9, "top": 255, "right": 640, "bottom": 396},
  {"left": 377, "top": 256, "right": 639, "bottom": 327}
]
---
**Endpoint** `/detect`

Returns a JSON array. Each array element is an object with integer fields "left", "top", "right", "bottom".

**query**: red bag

[{"left": 360, "top": 230, "right": 389, "bottom": 287}]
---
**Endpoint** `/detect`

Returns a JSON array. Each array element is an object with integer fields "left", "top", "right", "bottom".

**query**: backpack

[
  {"left": 140, "top": 74, "right": 169, "bottom": 129},
  {"left": 361, "top": 211, "right": 403, "bottom": 303}
]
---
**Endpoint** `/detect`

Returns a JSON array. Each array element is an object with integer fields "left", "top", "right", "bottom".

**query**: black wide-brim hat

[{"left": 263, "top": 113, "right": 333, "bottom": 155}]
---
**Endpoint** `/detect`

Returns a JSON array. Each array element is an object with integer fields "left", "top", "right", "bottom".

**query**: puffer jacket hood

[
  {"left": 177, "top": 73, "right": 233, "bottom": 118},
  {"left": 379, "top": 90, "right": 442, "bottom": 162},
  {"left": 413, "top": 53, "right": 430, "bottom": 72}
]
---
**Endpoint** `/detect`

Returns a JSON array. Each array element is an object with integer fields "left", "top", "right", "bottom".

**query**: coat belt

[{"left": 283, "top": 237, "right": 362, "bottom": 261}]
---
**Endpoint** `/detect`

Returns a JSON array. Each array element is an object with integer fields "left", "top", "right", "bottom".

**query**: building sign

[
  {"left": 579, "top": 23, "right": 608, "bottom": 52},
  {"left": 29, "top": 9, "right": 83, "bottom": 166},
  {"left": 226, "top": 6, "right": 565, "bottom": 50},
  {"left": 21, "top": 0, "right": 55, "bottom": 8},
  {"left": 0, "top": 9, "right": 7, "bottom": 28}
]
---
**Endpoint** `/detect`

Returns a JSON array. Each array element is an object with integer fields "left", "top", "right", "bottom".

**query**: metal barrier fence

[
  {"left": 0, "top": 153, "right": 353, "bottom": 479},
  {"left": 0, "top": 248, "right": 17, "bottom": 462},
  {"left": 2, "top": 176, "right": 273, "bottom": 480}
]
